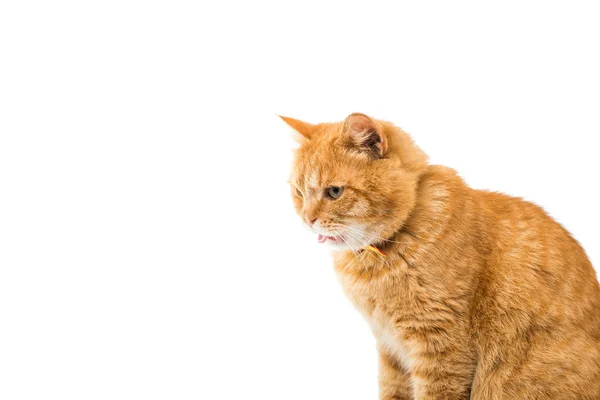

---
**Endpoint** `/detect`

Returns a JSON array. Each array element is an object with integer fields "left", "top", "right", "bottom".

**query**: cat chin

[
  {"left": 324, "top": 240, "right": 351, "bottom": 252},
  {"left": 325, "top": 240, "right": 373, "bottom": 253}
]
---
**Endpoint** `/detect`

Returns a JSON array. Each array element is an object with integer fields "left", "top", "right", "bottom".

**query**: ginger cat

[{"left": 281, "top": 113, "right": 600, "bottom": 400}]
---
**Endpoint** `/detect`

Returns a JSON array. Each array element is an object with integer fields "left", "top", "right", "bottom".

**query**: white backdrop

[{"left": 1, "top": 1, "right": 599, "bottom": 399}]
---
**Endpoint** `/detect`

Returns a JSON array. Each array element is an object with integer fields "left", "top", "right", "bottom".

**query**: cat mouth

[{"left": 317, "top": 234, "right": 343, "bottom": 244}]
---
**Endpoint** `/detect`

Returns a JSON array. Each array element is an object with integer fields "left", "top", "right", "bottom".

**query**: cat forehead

[
  {"left": 291, "top": 166, "right": 322, "bottom": 189},
  {"left": 293, "top": 143, "right": 365, "bottom": 188},
  {"left": 305, "top": 168, "right": 322, "bottom": 189},
  {"left": 295, "top": 164, "right": 354, "bottom": 192}
]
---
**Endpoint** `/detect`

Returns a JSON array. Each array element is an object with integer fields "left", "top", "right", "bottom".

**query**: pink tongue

[{"left": 317, "top": 234, "right": 327, "bottom": 243}]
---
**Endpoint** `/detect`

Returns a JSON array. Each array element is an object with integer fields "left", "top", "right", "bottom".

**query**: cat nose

[
  {"left": 304, "top": 207, "right": 319, "bottom": 226},
  {"left": 305, "top": 216, "right": 318, "bottom": 226}
]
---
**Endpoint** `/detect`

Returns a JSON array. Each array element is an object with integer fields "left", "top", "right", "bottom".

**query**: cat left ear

[
  {"left": 278, "top": 115, "right": 314, "bottom": 140},
  {"left": 343, "top": 113, "right": 387, "bottom": 158}
]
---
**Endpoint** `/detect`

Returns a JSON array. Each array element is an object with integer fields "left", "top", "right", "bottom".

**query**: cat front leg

[
  {"left": 409, "top": 349, "right": 474, "bottom": 400},
  {"left": 379, "top": 350, "right": 412, "bottom": 400}
]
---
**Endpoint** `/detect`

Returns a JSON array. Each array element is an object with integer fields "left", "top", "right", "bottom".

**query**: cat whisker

[
  {"left": 339, "top": 232, "right": 359, "bottom": 255},
  {"left": 330, "top": 223, "right": 411, "bottom": 246}
]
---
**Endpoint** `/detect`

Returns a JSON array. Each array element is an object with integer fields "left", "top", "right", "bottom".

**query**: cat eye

[
  {"left": 295, "top": 187, "right": 303, "bottom": 197},
  {"left": 326, "top": 186, "right": 344, "bottom": 199}
]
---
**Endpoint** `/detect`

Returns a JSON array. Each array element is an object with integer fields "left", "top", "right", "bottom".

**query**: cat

[{"left": 281, "top": 113, "right": 600, "bottom": 400}]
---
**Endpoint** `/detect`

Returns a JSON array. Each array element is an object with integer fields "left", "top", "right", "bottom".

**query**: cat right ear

[
  {"left": 278, "top": 115, "right": 314, "bottom": 141},
  {"left": 342, "top": 113, "right": 387, "bottom": 158}
]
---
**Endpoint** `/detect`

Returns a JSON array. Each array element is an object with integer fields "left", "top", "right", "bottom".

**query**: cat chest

[
  {"left": 368, "top": 305, "right": 417, "bottom": 373},
  {"left": 337, "top": 273, "right": 418, "bottom": 372}
]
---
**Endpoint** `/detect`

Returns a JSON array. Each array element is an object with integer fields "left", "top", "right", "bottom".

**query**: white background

[{"left": 1, "top": 1, "right": 599, "bottom": 399}]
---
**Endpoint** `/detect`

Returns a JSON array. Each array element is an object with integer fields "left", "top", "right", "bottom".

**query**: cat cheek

[
  {"left": 292, "top": 197, "right": 303, "bottom": 211},
  {"left": 349, "top": 200, "right": 370, "bottom": 218}
]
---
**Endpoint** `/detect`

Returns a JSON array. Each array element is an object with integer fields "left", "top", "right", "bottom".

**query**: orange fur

[{"left": 282, "top": 113, "right": 600, "bottom": 400}]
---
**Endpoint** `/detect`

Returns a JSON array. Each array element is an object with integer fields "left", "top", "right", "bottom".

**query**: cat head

[{"left": 282, "top": 113, "right": 428, "bottom": 252}]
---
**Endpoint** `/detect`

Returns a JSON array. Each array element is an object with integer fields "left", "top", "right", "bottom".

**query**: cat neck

[{"left": 333, "top": 165, "right": 468, "bottom": 278}]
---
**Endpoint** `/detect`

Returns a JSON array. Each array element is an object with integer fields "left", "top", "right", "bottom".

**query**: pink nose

[{"left": 306, "top": 217, "right": 317, "bottom": 226}]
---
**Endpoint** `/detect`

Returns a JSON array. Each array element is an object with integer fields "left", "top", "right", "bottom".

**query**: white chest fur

[
  {"left": 336, "top": 271, "right": 417, "bottom": 373},
  {"left": 368, "top": 310, "right": 416, "bottom": 373}
]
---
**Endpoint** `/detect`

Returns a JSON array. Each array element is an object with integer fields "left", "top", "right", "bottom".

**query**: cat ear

[
  {"left": 278, "top": 115, "right": 314, "bottom": 140},
  {"left": 343, "top": 113, "right": 387, "bottom": 158}
]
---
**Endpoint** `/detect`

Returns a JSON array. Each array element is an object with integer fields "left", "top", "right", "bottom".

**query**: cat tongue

[{"left": 317, "top": 234, "right": 327, "bottom": 243}]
